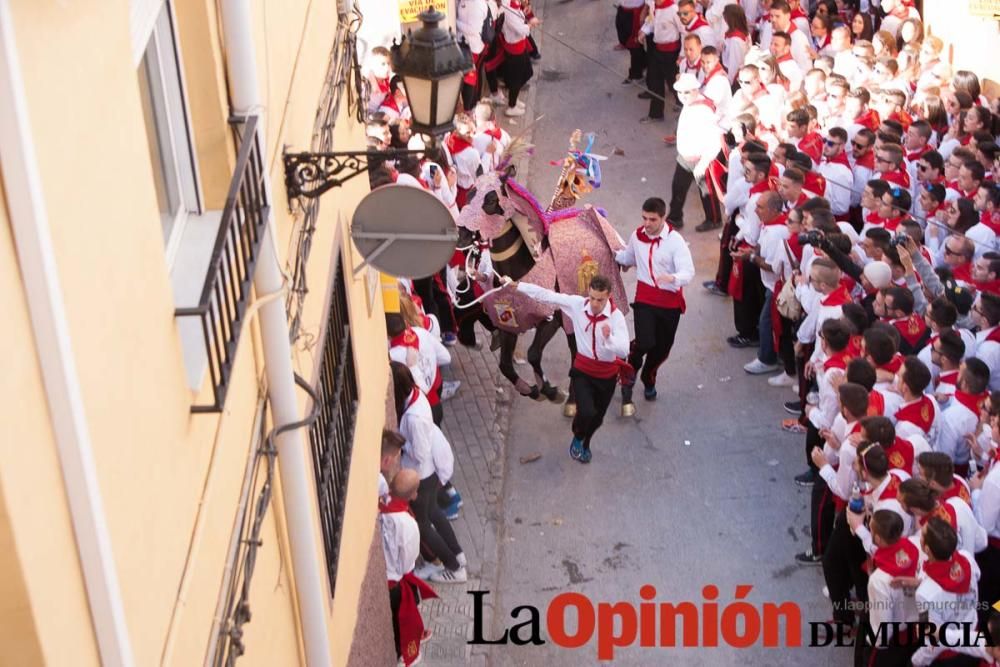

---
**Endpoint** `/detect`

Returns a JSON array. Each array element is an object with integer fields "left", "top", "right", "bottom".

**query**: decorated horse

[{"left": 455, "top": 131, "right": 628, "bottom": 416}]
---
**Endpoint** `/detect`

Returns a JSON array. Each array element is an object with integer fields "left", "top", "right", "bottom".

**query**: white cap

[
  {"left": 863, "top": 261, "right": 893, "bottom": 290},
  {"left": 674, "top": 73, "right": 701, "bottom": 93}
]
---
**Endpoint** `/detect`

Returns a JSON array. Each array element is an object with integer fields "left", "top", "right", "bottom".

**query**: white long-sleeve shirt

[
  {"left": 379, "top": 505, "right": 421, "bottom": 581},
  {"left": 818, "top": 431, "right": 859, "bottom": 502},
  {"left": 936, "top": 399, "right": 979, "bottom": 466},
  {"left": 816, "top": 159, "right": 853, "bottom": 216},
  {"left": 854, "top": 470, "right": 912, "bottom": 554},
  {"left": 388, "top": 326, "right": 451, "bottom": 395},
  {"left": 615, "top": 226, "right": 695, "bottom": 293},
  {"left": 972, "top": 460, "right": 1000, "bottom": 541},
  {"left": 457, "top": 0, "right": 489, "bottom": 54},
  {"left": 516, "top": 282, "right": 630, "bottom": 361},
  {"left": 974, "top": 327, "right": 1000, "bottom": 391},
  {"left": 399, "top": 390, "right": 438, "bottom": 479}
]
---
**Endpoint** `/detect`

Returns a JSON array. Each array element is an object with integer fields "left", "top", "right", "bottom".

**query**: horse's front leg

[{"left": 498, "top": 330, "right": 540, "bottom": 399}]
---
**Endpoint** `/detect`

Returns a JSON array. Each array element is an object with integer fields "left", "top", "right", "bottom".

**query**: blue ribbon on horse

[{"left": 570, "top": 134, "right": 602, "bottom": 189}]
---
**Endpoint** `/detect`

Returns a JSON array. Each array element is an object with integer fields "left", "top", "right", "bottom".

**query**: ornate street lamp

[
  {"left": 283, "top": 9, "right": 472, "bottom": 200},
  {"left": 392, "top": 8, "right": 472, "bottom": 137}
]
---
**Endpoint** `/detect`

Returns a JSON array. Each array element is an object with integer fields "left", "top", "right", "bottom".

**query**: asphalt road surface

[{"left": 485, "top": 0, "right": 851, "bottom": 664}]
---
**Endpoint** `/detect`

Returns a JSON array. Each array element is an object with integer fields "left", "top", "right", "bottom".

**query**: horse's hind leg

[
  {"left": 528, "top": 316, "right": 567, "bottom": 403},
  {"left": 498, "top": 331, "right": 539, "bottom": 398},
  {"left": 563, "top": 331, "right": 578, "bottom": 417}
]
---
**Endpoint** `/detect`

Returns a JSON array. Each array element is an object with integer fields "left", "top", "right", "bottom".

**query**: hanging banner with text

[{"left": 398, "top": 0, "right": 449, "bottom": 24}]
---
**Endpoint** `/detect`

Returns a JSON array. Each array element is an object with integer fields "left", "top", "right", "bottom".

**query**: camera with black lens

[
  {"left": 798, "top": 230, "right": 824, "bottom": 246},
  {"left": 890, "top": 232, "right": 909, "bottom": 247}
]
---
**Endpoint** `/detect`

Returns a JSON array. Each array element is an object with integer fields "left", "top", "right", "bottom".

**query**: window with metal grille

[{"left": 308, "top": 255, "right": 359, "bottom": 595}]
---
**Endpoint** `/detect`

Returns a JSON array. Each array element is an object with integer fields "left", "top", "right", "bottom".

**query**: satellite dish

[{"left": 351, "top": 184, "right": 459, "bottom": 279}]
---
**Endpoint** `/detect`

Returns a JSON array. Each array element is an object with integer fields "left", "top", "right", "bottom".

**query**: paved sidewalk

[{"left": 420, "top": 338, "right": 512, "bottom": 666}]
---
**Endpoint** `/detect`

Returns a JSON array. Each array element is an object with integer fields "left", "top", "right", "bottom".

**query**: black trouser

[
  {"left": 570, "top": 369, "right": 617, "bottom": 450},
  {"left": 805, "top": 422, "right": 822, "bottom": 470},
  {"left": 502, "top": 52, "right": 532, "bottom": 106},
  {"left": 822, "top": 510, "right": 869, "bottom": 627},
  {"left": 431, "top": 402, "right": 443, "bottom": 427},
  {"left": 644, "top": 40, "right": 677, "bottom": 119},
  {"left": 615, "top": 7, "right": 645, "bottom": 79},
  {"left": 732, "top": 260, "right": 764, "bottom": 340},
  {"left": 713, "top": 215, "right": 737, "bottom": 291},
  {"left": 810, "top": 476, "right": 836, "bottom": 557},
  {"left": 389, "top": 579, "right": 423, "bottom": 659},
  {"left": 778, "top": 314, "right": 798, "bottom": 377},
  {"left": 412, "top": 475, "right": 462, "bottom": 570},
  {"left": 627, "top": 303, "right": 681, "bottom": 389},
  {"left": 976, "top": 544, "right": 1000, "bottom": 628},
  {"left": 668, "top": 157, "right": 717, "bottom": 227}
]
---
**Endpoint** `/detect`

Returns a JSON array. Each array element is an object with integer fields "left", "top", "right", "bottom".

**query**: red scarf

[
  {"left": 981, "top": 210, "right": 1000, "bottom": 236},
  {"left": 889, "top": 110, "right": 913, "bottom": 132},
  {"left": 823, "top": 349, "right": 852, "bottom": 371},
  {"left": 905, "top": 144, "right": 931, "bottom": 162},
  {"left": 936, "top": 369, "right": 959, "bottom": 389},
  {"left": 636, "top": 225, "right": 666, "bottom": 288},
  {"left": 953, "top": 389, "right": 988, "bottom": 415},
  {"left": 804, "top": 171, "right": 827, "bottom": 197},
  {"left": 824, "top": 151, "right": 851, "bottom": 169},
  {"left": 776, "top": 52, "right": 794, "bottom": 64},
  {"left": 895, "top": 395, "right": 936, "bottom": 434},
  {"left": 446, "top": 133, "right": 474, "bottom": 157},
  {"left": 868, "top": 389, "right": 886, "bottom": 417},
  {"left": 390, "top": 328, "right": 420, "bottom": 350},
  {"left": 821, "top": 285, "right": 853, "bottom": 307},
  {"left": 815, "top": 33, "right": 831, "bottom": 51},
  {"left": 725, "top": 29, "right": 748, "bottom": 42},
  {"left": 923, "top": 552, "right": 973, "bottom": 594},
  {"left": 872, "top": 539, "right": 920, "bottom": 577},
  {"left": 941, "top": 477, "right": 972, "bottom": 506},
  {"left": 882, "top": 167, "right": 911, "bottom": 189},
  {"left": 855, "top": 109, "right": 881, "bottom": 131},
  {"left": 749, "top": 179, "right": 773, "bottom": 196},
  {"left": 918, "top": 501, "right": 958, "bottom": 531},
  {"left": 685, "top": 15, "right": 710, "bottom": 33},
  {"left": 855, "top": 150, "right": 876, "bottom": 170},
  {"left": 798, "top": 132, "right": 824, "bottom": 164},
  {"left": 381, "top": 94, "right": 403, "bottom": 114},
  {"left": 375, "top": 76, "right": 390, "bottom": 95},
  {"left": 953, "top": 262, "right": 975, "bottom": 285},
  {"left": 791, "top": 7, "right": 808, "bottom": 21},
  {"left": 890, "top": 313, "right": 928, "bottom": 348},
  {"left": 880, "top": 352, "right": 904, "bottom": 374},
  {"left": 885, "top": 436, "right": 914, "bottom": 472},
  {"left": 703, "top": 64, "right": 726, "bottom": 86}
]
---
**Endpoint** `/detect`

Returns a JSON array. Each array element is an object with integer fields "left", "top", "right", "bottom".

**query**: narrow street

[{"left": 482, "top": 0, "right": 850, "bottom": 663}]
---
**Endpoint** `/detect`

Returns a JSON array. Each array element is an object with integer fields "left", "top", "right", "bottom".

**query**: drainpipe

[
  {"left": 0, "top": 1, "right": 134, "bottom": 665},
  {"left": 219, "top": 2, "right": 333, "bottom": 665}
]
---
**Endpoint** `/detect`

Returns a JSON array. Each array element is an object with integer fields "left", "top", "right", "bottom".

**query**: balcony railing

[
  {"left": 176, "top": 115, "right": 269, "bottom": 412},
  {"left": 308, "top": 255, "right": 359, "bottom": 596}
]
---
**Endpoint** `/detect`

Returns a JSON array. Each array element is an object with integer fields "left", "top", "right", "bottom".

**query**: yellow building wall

[
  {"left": 4, "top": 0, "right": 386, "bottom": 665},
  {"left": 922, "top": 1, "right": 1000, "bottom": 96},
  {"left": 0, "top": 182, "right": 100, "bottom": 665}
]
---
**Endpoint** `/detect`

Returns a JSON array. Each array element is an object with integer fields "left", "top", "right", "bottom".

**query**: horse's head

[{"left": 456, "top": 164, "right": 517, "bottom": 240}]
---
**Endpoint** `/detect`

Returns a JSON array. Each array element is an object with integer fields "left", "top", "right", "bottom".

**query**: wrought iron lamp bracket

[{"left": 282, "top": 148, "right": 427, "bottom": 201}]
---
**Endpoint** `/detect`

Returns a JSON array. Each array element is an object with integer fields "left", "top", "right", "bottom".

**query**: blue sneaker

[
  {"left": 578, "top": 448, "right": 592, "bottom": 464},
  {"left": 644, "top": 386, "right": 657, "bottom": 401},
  {"left": 569, "top": 437, "right": 584, "bottom": 460},
  {"left": 444, "top": 496, "right": 462, "bottom": 521}
]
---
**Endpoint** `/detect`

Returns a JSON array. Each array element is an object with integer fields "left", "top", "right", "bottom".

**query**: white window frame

[{"left": 134, "top": 0, "right": 203, "bottom": 266}]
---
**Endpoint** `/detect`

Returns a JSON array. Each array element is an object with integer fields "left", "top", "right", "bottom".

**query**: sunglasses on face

[
  {"left": 876, "top": 156, "right": 893, "bottom": 164},
  {"left": 824, "top": 138, "right": 841, "bottom": 147},
  {"left": 917, "top": 163, "right": 929, "bottom": 171},
  {"left": 945, "top": 246, "right": 963, "bottom": 255},
  {"left": 852, "top": 141, "right": 868, "bottom": 149}
]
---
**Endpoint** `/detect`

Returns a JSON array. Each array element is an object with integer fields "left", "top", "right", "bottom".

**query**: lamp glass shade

[
  {"left": 402, "top": 74, "right": 434, "bottom": 128},
  {"left": 433, "top": 71, "right": 463, "bottom": 127}
]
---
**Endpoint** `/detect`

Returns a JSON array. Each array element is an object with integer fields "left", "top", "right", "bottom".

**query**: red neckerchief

[
  {"left": 785, "top": 191, "right": 809, "bottom": 211},
  {"left": 689, "top": 96, "right": 717, "bottom": 113},
  {"left": 375, "top": 77, "right": 390, "bottom": 95},
  {"left": 725, "top": 29, "right": 748, "bottom": 41},
  {"left": 885, "top": 436, "right": 914, "bottom": 472},
  {"left": 889, "top": 110, "right": 913, "bottom": 132},
  {"left": 868, "top": 388, "right": 886, "bottom": 417},
  {"left": 446, "top": 132, "right": 474, "bottom": 156},
  {"left": 404, "top": 385, "right": 421, "bottom": 413},
  {"left": 390, "top": 328, "right": 420, "bottom": 350},
  {"left": 953, "top": 262, "right": 975, "bottom": 284},
  {"left": 855, "top": 109, "right": 881, "bottom": 131},
  {"left": 883, "top": 215, "right": 907, "bottom": 232},
  {"left": 791, "top": 6, "right": 808, "bottom": 21},
  {"left": 636, "top": 225, "right": 670, "bottom": 288},
  {"left": 509, "top": 0, "right": 522, "bottom": 8},
  {"left": 918, "top": 501, "right": 958, "bottom": 530},
  {"left": 953, "top": 389, "right": 988, "bottom": 415},
  {"left": 749, "top": 179, "right": 772, "bottom": 196},
  {"left": 923, "top": 552, "right": 973, "bottom": 594},
  {"left": 882, "top": 167, "right": 911, "bottom": 189},
  {"left": 822, "top": 284, "right": 853, "bottom": 306},
  {"left": 879, "top": 352, "right": 905, "bottom": 374},
  {"left": 959, "top": 134, "right": 973, "bottom": 147},
  {"left": 704, "top": 65, "right": 726, "bottom": 85},
  {"left": 804, "top": 171, "right": 826, "bottom": 196},
  {"left": 889, "top": 3, "right": 911, "bottom": 18},
  {"left": 786, "top": 21, "right": 799, "bottom": 35},
  {"left": 381, "top": 94, "right": 403, "bottom": 114},
  {"left": 941, "top": 477, "right": 972, "bottom": 505},
  {"left": 855, "top": 150, "right": 876, "bottom": 170},
  {"left": 815, "top": 33, "right": 831, "bottom": 51},
  {"left": 378, "top": 497, "right": 415, "bottom": 516},
  {"left": 891, "top": 313, "right": 926, "bottom": 346},
  {"left": 824, "top": 151, "right": 851, "bottom": 169},
  {"left": 895, "top": 395, "right": 936, "bottom": 434},
  {"left": 684, "top": 57, "right": 702, "bottom": 71},
  {"left": 868, "top": 471, "right": 903, "bottom": 501},
  {"left": 987, "top": 326, "right": 1000, "bottom": 345},
  {"left": 823, "top": 349, "right": 851, "bottom": 371},
  {"left": 873, "top": 539, "right": 920, "bottom": 577},
  {"left": 936, "top": 369, "right": 959, "bottom": 388},
  {"left": 484, "top": 126, "right": 503, "bottom": 140},
  {"left": 776, "top": 52, "right": 794, "bottom": 64},
  {"left": 654, "top": 0, "right": 674, "bottom": 7},
  {"left": 905, "top": 144, "right": 931, "bottom": 162},
  {"left": 584, "top": 301, "right": 615, "bottom": 354},
  {"left": 798, "top": 132, "right": 824, "bottom": 163},
  {"left": 685, "top": 15, "right": 710, "bottom": 33},
  {"left": 762, "top": 212, "right": 788, "bottom": 227},
  {"left": 847, "top": 334, "right": 863, "bottom": 358},
  {"left": 981, "top": 210, "right": 1000, "bottom": 236}
]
